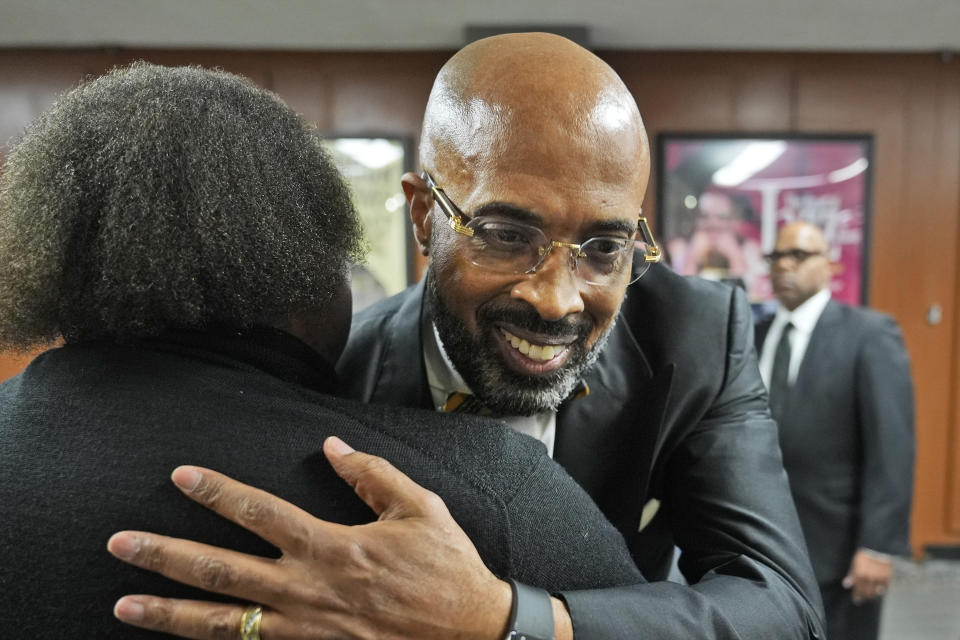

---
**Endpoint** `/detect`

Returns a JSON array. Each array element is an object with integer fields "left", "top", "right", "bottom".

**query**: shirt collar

[
  {"left": 776, "top": 287, "right": 831, "bottom": 334},
  {"left": 423, "top": 320, "right": 472, "bottom": 411}
]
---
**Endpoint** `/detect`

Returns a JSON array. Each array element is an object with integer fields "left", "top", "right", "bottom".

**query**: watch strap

[{"left": 504, "top": 578, "right": 555, "bottom": 640}]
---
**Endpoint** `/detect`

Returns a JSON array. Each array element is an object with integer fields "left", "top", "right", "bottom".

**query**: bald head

[
  {"left": 770, "top": 221, "right": 833, "bottom": 310},
  {"left": 420, "top": 33, "right": 649, "bottom": 192}
]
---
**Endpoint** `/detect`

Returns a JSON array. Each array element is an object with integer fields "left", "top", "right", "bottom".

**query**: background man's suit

[
  {"left": 337, "top": 263, "right": 826, "bottom": 640},
  {"left": 756, "top": 299, "right": 915, "bottom": 640},
  {"left": 0, "top": 329, "right": 644, "bottom": 638}
]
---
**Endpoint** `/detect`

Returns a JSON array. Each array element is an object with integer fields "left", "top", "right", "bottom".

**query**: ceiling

[{"left": 2, "top": 0, "right": 959, "bottom": 52}]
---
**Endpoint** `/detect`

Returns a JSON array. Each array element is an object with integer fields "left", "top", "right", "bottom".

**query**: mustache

[{"left": 477, "top": 302, "right": 593, "bottom": 340}]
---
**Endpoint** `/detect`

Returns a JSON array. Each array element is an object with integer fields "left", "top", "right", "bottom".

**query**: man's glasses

[
  {"left": 764, "top": 249, "right": 824, "bottom": 264},
  {"left": 423, "top": 172, "right": 661, "bottom": 286}
]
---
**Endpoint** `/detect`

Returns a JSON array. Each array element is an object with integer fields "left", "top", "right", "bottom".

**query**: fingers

[
  {"left": 844, "top": 551, "right": 893, "bottom": 603},
  {"left": 842, "top": 573, "right": 889, "bottom": 603},
  {"left": 860, "top": 578, "right": 888, "bottom": 601},
  {"left": 169, "top": 466, "right": 325, "bottom": 555},
  {"left": 323, "top": 436, "right": 450, "bottom": 521},
  {"left": 114, "top": 596, "right": 308, "bottom": 640},
  {"left": 852, "top": 582, "right": 886, "bottom": 604},
  {"left": 108, "top": 531, "right": 284, "bottom": 606},
  {"left": 114, "top": 596, "right": 245, "bottom": 640}
]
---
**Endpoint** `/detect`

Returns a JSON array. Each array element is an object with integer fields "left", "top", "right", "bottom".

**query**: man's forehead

[
  {"left": 433, "top": 125, "right": 648, "bottom": 204},
  {"left": 777, "top": 224, "right": 828, "bottom": 250},
  {"left": 450, "top": 174, "right": 643, "bottom": 236},
  {"left": 429, "top": 105, "right": 644, "bottom": 176}
]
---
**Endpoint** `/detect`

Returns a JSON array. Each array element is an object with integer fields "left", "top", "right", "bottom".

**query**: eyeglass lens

[{"left": 464, "top": 217, "right": 648, "bottom": 285}]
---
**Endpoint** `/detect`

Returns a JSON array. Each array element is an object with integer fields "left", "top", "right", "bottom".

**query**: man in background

[{"left": 757, "top": 221, "right": 915, "bottom": 640}]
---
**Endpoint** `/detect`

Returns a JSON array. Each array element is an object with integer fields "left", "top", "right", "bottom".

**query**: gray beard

[{"left": 426, "top": 275, "right": 613, "bottom": 416}]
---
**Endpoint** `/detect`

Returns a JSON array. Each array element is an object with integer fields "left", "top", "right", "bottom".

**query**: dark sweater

[{"left": 0, "top": 328, "right": 642, "bottom": 638}]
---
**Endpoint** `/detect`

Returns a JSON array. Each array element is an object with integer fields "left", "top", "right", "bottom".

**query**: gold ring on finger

[{"left": 239, "top": 605, "right": 263, "bottom": 640}]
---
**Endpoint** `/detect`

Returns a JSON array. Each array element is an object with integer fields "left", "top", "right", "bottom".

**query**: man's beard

[{"left": 426, "top": 276, "right": 613, "bottom": 416}]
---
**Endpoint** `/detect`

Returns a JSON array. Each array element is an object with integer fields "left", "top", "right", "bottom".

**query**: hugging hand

[{"left": 108, "top": 436, "right": 512, "bottom": 639}]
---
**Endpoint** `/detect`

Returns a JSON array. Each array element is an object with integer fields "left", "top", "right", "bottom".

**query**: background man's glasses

[
  {"left": 423, "top": 172, "right": 661, "bottom": 286},
  {"left": 764, "top": 249, "right": 824, "bottom": 264}
]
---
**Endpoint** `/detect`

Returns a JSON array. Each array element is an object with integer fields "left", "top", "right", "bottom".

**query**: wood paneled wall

[{"left": 0, "top": 48, "right": 957, "bottom": 552}]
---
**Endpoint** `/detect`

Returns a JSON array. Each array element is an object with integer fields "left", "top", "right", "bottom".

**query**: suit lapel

[
  {"left": 555, "top": 312, "right": 674, "bottom": 538},
  {"left": 369, "top": 279, "right": 433, "bottom": 409}
]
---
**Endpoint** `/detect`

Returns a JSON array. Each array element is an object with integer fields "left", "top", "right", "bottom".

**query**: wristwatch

[{"left": 503, "top": 578, "right": 555, "bottom": 640}]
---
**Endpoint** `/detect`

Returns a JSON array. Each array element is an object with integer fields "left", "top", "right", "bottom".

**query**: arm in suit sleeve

[
  {"left": 505, "top": 455, "right": 648, "bottom": 592},
  {"left": 559, "top": 287, "right": 825, "bottom": 640},
  {"left": 855, "top": 315, "right": 915, "bottom": 555}
]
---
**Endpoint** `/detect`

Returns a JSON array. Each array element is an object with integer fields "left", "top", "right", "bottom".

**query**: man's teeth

[{"left": 502, "top": 330, "right": 563, "bottom": 362}]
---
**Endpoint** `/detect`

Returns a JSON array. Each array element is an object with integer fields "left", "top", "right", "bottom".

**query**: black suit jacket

[
  {"left": 755, "top": 300, "right": 915, "bottom": 584},
  {"left": 337, "top": 263, "right": 826, "bottom": 639},
  {"left": 0, "top": 329, "right": 643, "bottom": 638}
]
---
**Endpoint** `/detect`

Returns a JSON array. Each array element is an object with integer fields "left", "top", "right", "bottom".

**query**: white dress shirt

[
  {"left": 422, "top": 320, "right": 557, "bottom": 457},
  {"left": 759, "top": 287, "right": 831, "bottom": 389}
]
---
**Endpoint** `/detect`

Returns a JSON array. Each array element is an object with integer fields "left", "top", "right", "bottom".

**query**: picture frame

[
  {"left": 656, "top": 133, "right": 873, "bottom": 314},
  {"left": 319, "top": 135, "right": 415, "bottom": 311}
]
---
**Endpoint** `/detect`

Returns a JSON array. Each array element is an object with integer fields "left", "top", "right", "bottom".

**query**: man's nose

[
  {"left": 770, "top": 255, "right": 794, "bottom": 271},
  {"left": 509, "top": 249, "right": 586, "bottom": 321}
]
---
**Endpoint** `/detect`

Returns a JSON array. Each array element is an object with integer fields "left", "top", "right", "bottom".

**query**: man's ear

[{"left": 401, "top": 172, "right": 433, "bottom": 257}]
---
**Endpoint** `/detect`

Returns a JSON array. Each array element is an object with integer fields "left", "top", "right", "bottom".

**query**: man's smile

[{"left": 495, "top": 326, "right": 576, "bottom": 374}]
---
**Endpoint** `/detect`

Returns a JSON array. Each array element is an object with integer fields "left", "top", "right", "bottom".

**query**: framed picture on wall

[
  {"left": 319, "top": 135, "right": 415, "bottom": 311},
  {"left": 656, "top": 133, "right": 873, "bottom": 315}
]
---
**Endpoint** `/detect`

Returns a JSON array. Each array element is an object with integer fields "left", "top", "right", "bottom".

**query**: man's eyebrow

[
  {"left": 471, "top": 203, "right": 638, "bottom": 237},
  {"left": 585, "top": 219, "right": 638, "bottom": 237},
  {"left": 471, "top": 202, "right": 543, "bottom": 225}
]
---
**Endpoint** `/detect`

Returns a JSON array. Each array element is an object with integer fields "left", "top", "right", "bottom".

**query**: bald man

[
  {"left": 112, "top": 34, "right": 824, "bottom": 639},
  {"left": 757, "top": 222, "right": 915, "bottom": 640}
]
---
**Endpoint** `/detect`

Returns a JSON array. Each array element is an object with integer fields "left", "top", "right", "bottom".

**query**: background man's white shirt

[{"left": 759, "top": 287, "right": 831, "bottom": 388}]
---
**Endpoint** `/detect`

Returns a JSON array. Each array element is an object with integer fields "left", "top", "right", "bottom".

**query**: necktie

[
  {"left": 442, "top": 391, "right": 493, "bottom": 416},
  {"left": 768, "top": 322, "right": 793, "bottom": 422},
  {"left": 441, "top": 382, "right": 590, "bottom": 416}
]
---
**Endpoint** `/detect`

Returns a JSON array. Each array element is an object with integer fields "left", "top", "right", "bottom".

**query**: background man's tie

[{"left": 769, "top": 322, "right": 794, "bottom": 422}]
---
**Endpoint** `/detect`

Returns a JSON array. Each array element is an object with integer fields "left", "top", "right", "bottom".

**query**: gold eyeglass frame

[{"left": 422, "top": 172, "right": 662, "bottom": 274}]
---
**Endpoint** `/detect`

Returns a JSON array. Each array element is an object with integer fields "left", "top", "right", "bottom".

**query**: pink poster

[{"left": 658, "top": 135, "right": 871, "bottom": 311}]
